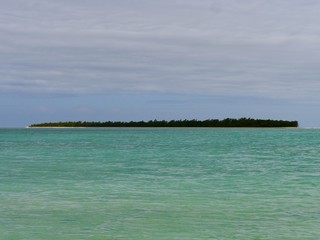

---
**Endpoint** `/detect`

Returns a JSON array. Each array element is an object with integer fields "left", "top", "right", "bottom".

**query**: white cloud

[{"left": 1, "top": 0, "right": 320, "bottom": 100}]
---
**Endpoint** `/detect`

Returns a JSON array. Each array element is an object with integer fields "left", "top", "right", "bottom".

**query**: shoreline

[{"left": 26, "top": 126, "right": 299, "bottom": 129}]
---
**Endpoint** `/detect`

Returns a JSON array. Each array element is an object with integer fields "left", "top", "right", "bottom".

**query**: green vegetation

[{"left": 29, "top": 118, "right": 298, "bottom": 128}]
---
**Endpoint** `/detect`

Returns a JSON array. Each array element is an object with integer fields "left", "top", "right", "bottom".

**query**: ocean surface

[{"left": 1, "top": 128, "right": 319, "bottom": 239}]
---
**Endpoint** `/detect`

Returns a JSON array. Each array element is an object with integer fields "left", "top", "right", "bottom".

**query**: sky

[{"left": 1, "top": 0, "right": 320, "bottom": 127}]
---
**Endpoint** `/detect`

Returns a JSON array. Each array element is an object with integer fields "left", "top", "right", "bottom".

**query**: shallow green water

[{"left": 1, "top": 128, "right": 320, "bottom": 239}]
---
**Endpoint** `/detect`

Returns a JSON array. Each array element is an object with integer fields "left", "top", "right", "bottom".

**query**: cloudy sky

[{"left": 1, "top": 0, "right": 320, "bottom": 127}]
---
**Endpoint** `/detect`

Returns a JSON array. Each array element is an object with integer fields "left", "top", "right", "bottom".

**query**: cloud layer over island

[{"left": 1, "top": 0, "right": 320, "bottom": 126}]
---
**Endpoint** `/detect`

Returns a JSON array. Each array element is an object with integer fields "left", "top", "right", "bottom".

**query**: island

[{"left": 29, "top": 118, "right": 298, "bottom": 128}]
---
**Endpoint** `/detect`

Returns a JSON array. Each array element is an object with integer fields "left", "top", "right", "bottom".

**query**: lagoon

[{"left": 1, "top": 128, "right": 319, "bottom": 239}]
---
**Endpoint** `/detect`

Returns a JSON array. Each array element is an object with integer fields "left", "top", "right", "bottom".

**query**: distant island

[{"left": 29, "top": 118, "right": 298, "bottom": 128}]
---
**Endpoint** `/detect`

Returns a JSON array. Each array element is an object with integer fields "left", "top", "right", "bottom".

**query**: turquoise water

[{"left": 1, "top": 128, "right": 320, "bottom": 239}]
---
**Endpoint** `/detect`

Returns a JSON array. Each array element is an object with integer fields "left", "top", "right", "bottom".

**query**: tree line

[{"left": 29, "top": 118, "right": 298, "bottom": 128}]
